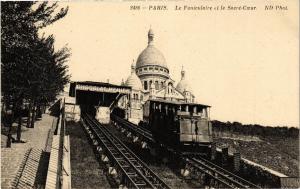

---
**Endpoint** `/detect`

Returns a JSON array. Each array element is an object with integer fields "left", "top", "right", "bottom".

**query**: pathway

[{"left": 1, "top": 113, "right": 56, "bottom": 189}]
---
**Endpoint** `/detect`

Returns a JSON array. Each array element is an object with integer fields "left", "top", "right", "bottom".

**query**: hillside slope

[{"left": 212, "top": 121, "right": 299, "bottom": 177}]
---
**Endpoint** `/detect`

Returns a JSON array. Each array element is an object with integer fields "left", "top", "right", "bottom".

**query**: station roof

[
  {"left": 69, "top": 81, "right": 131, "bottom": 97},
  {"left": 74, "top": 81, "right": 131, "bottom": 89},
  {"left": 148, "top": 99, "right": 211, "bottom": 108}
]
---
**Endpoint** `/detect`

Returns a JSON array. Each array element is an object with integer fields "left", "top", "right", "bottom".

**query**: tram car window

[{"left": 143, "top": 99, "right": 212, "bottom": 154}]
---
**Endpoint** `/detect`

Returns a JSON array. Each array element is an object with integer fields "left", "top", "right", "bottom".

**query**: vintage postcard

[{"left": 1, "top": 0, "right": 299, "bottom": 188}]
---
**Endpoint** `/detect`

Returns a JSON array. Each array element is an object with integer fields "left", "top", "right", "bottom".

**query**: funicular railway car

[{"left": 143, "top": 99, "right": 213, "bottom": 154}]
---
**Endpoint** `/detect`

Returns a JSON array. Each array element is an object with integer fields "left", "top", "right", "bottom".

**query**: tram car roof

[{"left": 148, "top": 99, "right": 211, "bottom": 108}]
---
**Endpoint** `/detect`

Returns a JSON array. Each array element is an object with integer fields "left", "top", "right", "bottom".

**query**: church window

[
  {"left": 144, "top": 68, "right": 147, "bottom": 71},
  {"left": 155, "top": 81, "right": 159, "bottom": 90},
  {"left": 160, "top": 68, "right": 163, "bottom": 71},
  {"left": 155, "top": 67, "right": 158, "bottom": 70},
  {"left": 139, "top": 69, "right": 142, "bottom": 72},
  {"left": 144, "top": 81, "right": 148, "bottom": 90},
  {"left": 149, "top": 67, "right": 153, "bottom": 70},
  {"left": 161, "top": 81, "right": 164, "bottom": 88}
]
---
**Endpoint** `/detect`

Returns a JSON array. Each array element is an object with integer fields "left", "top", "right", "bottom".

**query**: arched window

[
  {"left": 155, "top": 81, "right": 159, "bottom": 90},
  {"left": 144, "top": 81, "right": 148, "bottom": 90}
]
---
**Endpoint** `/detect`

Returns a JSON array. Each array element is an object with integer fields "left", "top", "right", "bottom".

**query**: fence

[{"left": 45, "top": 98, "right": 71, "bottom": 189}]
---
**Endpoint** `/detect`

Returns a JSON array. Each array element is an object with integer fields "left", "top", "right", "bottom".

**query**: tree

[
  {"left": 27, "top": 35, "right": 70, "bottom": 128},
  {"left": 1, "top": 2, "right": 69, "bottom": 146}
]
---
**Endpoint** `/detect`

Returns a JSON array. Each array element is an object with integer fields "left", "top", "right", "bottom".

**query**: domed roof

[
  {"left": 136, "top": 46, "right": 168, "bottom": 69},
  {"left": 176, "top": 68, "right": 193, "bottom": 94},
  {"left": 148, "top": 28, "right": 154, "bottom": 36},
  {"left": 125, "top": 63, "right": 143, "bottom": 90},
  {"left": 136, "top": 29, "right": 168, "bottom": 69},
  {"left": 176, "top": 79, "right": 193, "bottom": 94}
]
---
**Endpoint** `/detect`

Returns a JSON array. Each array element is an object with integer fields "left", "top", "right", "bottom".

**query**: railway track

[
  {"left": 82, "top": 113, "right": 170, "bottom": 189},
  {"left": 111, "top": 115, "right": 154, "bottom": 143},
  {"left": 184, "top": 155, "right": 260, "bottom": 188},
  {"left": 112, "top": 115, "right": 261, "bottom": 189}
]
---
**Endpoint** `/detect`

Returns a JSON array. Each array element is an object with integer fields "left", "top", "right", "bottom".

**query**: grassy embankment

[{"left": 212, "top": 121, "right": 299, "bottom": 177}]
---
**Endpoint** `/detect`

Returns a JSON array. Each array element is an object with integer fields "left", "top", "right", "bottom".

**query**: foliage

[
  {"left": 1, "top": 1, "right": 70, "bottom": 142},
  {"left": 214, "top": 137, "right": 299, "bottom": 177},
  {"left": 1, "top": 1, "right": 69, "bottom": 107},
  {"left": 212, "top": 120, "right": 299, "bottom": 138},
  {"left": 2, "top": 2, "right": 69, "bottom": 104}
]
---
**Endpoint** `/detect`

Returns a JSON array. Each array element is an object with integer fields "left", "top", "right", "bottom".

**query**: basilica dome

[
  {"left": 125, "top": 64, "right": 142, "bottom": 91},
  {"left": 136, "top": 29, "right": 168, "bottom": 70},
  {"left": 176, "top": 68, "right": 193, "bottom": 94},
  {"left": 176, "top": 79, "right": 193, "bottom": 94},
  {"left": 136, "top": 46, "right": 168, "bottom": 69}
]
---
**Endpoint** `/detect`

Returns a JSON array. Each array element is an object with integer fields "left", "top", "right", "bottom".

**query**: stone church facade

[{"left": 119, "top": 29, "right": 195, "bottom": 123}]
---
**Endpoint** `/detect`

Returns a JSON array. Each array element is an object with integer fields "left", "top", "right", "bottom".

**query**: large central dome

[
  {"left": 136, "top": 29, "right": 168, "bottom": 70},
  {"left": 136, "top": 46, "right": 167, "bottom": 69}
]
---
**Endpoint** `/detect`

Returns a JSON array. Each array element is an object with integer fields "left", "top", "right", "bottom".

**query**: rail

[
  {"left": 82, "top": 113, "right": 170, "bottom": 189},
  {"left": 45, "top": 98, "right": 71, "bottom": 189},
  {"left": 112, "top": 115, "right": 260, "bottom": 189},
  {"left": 111, "top": 114, "right": 154, "bottom": 143},
  {"left": 184, "top": 155, "right": 261, "bottom": 188}
]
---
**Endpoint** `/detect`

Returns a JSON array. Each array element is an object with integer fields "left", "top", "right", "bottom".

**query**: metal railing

[
  {"left": 45, "top": 98, "right": 71, "bottom": 189},
  {"left": 57, "top": 99, "right": 65, "bottom": 188}
]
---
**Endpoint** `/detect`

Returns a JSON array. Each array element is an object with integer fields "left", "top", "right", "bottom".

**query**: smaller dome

[
  {"left": 176, "top": 80, "right": 193, "bottom": 94},
  {"left": 125, "top": 63, "right": 143, "bottom": 91},
  {"left": 176, "top": 68, "right": 193, "bottom": 94},
  {"left": 148, "top": 28, "right": 154, "bottom": 36}
]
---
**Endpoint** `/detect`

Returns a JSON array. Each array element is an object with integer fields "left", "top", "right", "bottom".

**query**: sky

[{"left": 42, "top": 1, "right": 299, "bottom": 127}]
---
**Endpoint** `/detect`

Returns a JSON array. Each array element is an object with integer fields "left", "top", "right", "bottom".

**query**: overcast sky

[{"left": 42, "top": 1, "right": 299, "bottom": 127}]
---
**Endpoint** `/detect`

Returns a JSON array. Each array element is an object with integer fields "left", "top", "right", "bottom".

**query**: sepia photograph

[{"left": 1, "top": 1, "right": 299, "bottom": 188}]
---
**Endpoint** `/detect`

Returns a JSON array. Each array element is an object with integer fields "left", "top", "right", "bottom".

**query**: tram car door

[{"left": 178, "top": 104, "right": 212, "bottom": 148}]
